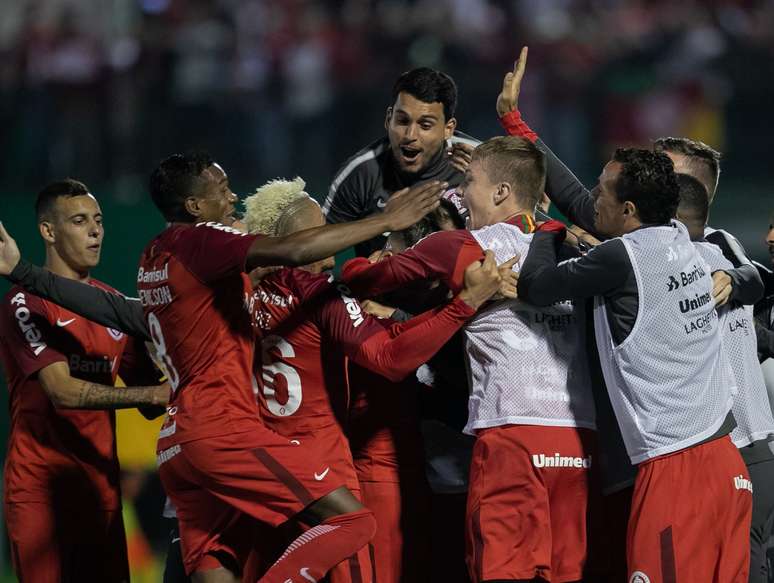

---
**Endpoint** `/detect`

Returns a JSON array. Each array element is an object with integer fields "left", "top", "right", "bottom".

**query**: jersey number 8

[{"left": 147, "top": 312, "right": 181, "bottom": 391}]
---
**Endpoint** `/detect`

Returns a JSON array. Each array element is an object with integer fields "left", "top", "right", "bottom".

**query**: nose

[
  {"left": 404, "top": 123, "right": 418, "bottom": 141},
  {"left": 88, "top": 219, "right": 102, "bottom": 238}
]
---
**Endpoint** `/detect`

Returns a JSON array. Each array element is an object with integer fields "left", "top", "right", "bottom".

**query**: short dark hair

[
  {"left": 653, "top": 137, "right": 721, "bottom": 199},
  {"left": 35, "top": 179, "right": 91, "bottom": 221},
  {"left": 676, "top": 173, "right": 710, "bottom": 226},
  {"left": 149, "top": 152, "right": 214, "bottom": 222},
  {"left": 612, "top": 148, "right": 680, "bottom": 225},
  {"left": 473, "top": 136, "right": 546, "bottom": 209},
  {"left": 392, "top": 68, "right": 457, "bottom": 121},
  {"left": 396, "top": 198, "right": 464, "bottom": 249}
]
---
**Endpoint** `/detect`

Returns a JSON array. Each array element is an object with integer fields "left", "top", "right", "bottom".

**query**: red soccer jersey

[
  {"left": 0, "top": 281, "right": 130, "bottom": 509},
  {"left": 137, "top": 222, "right": 262, "bottom": 445},
  {"left": 250, "top": 267, "right": 475, "bottom": 436}
]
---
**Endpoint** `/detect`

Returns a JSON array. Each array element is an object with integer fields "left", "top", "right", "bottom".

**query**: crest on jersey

[
  {"left": 108, "top": 328, "right": 125, "bottom": 341},
  {"left": 629, "top": 572, "right": 651, "bottom": 583}
]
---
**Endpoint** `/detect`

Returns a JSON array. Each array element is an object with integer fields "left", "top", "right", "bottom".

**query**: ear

[
  {"left": 38, "top": 221, "right": 55, "bottom": 244},
  {"left": 183, "top": 196, "right": 203, "bottom": 219},
  {"left": 493, "top": 182, "right": 512, "bottom": 206},
  {"left": 384, "top": 107, "right": 393, "bottom": 132},
  {"left": 622, "top": 200, "right": 637, "bottom": 218},
  {"left": 444, "top": 117, "right": 457, "bottom": 140}
]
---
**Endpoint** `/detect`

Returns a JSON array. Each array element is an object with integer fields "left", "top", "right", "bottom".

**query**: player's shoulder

[
  {"left": 2, "top": 285, "right": 51, "bottom": 316},
  {"left": 87, "top": 278, "right": 121, "bottom": 295},
  {"left": 412, "top": 228, "right": 476, "bottom": 250},
  {"left": 331, "top": 136, "right": 391, "bottom": 183}
]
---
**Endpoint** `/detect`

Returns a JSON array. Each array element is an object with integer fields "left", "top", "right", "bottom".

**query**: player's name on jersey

[
  {"left": 139, "top": 286, "right": 173, "bottom": 307},
  {"left": 137, "top": 264, "right": 169, "bottom": 284}
]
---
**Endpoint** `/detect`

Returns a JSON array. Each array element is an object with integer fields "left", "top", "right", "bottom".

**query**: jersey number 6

[{"left": 259, "top": 335, "right": 302, "bottom": 417}]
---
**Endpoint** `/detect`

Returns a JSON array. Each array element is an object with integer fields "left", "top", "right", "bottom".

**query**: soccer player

[
  {"left": 496, "top": 47, "right": 764, "bottom": 579},
  {"left": 341, "top": 135, "right": 598, "bottom": 582},
  {"left": 0, "top": 180, "right": 169, "bottom": 582},
  {"left": 240, "top": 177, "right": 511, "bottom": 582},
  {"left": 677, "top": 174, "right": 774, "bottom": 583},
  {"left": 323, "top": 67, "right": 478, "bottom": 257},
  {"left": 518, "top": 148, "right": 752, "bottom": 583}
]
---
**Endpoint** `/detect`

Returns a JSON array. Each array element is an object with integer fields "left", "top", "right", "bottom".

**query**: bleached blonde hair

[{"left": 243, "top": 177, "right": 318, "bottom": 236}]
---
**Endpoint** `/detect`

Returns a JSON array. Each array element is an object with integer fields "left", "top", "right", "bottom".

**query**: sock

[{"left": 258, "top": 508, "right": 376, "bottom": 583}]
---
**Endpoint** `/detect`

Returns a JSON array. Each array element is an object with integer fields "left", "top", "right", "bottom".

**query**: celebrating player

[
  {"left": 324, "top": 67, "right": 477, "bottom": 257},
  {"left": 518, "top": 148, "right": 751, "bottom": 582},
  {"left": 676, "top": 174, "right": 774, "bottom": 583},
  {"left": 0, "top": 180, "right": 169, "bottom": 582}
]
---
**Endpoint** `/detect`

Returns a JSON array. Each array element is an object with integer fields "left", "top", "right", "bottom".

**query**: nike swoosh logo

[
  {"left": 56, "top": 318, "right": 76, "bottom": 327},
  {"left": 376, "top": 199, "right": 387, "bottom": 209},
  {"left": 314, "top": 467, "right": 330, "bottom": 481},
  {"left": 300, "top": 567, "right": 317, "bottom": 582}
]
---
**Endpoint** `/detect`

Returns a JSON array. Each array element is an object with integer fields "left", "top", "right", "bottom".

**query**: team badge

[
  {"left": 629, "top": 572, "right": 651, "bottom": 583},
  {"left": 108, "top": 328, "right": 125, "bottom": 341}
]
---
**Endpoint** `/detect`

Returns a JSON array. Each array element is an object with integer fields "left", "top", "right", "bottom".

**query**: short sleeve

[
  {"left": 177, "top": 222, "right": 261, "bottom": 283},
  {"left": 1, "top": 290, "right": 67, "bottom": 379}
]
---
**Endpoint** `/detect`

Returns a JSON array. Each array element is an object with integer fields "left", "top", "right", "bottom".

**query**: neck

[
  {"left": 500, "top": 206, "right": 535, "bottom": 223},
  {"left": 45, "top": 249, "right": 89, "bottom": 282}
]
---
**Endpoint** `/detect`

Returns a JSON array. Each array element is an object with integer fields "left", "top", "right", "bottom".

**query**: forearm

[
  {"left": 52, "top": 379, "right": 168, "bottom": 410},
  {"left": 352, "top": 296, "right": 475, "bottom": 382},
  {"left": 341, "top": 256, "right": 431, "bottom": 299},
  {"left": 9, "top": 259, "right": 150, "bottom": 338},
  {"left": 498, "top": 111, "right": 598, "bottom": 236},
  {"left": 726, "top": 264, "right": 764, "bottom": 305},
  {"left": 518, "top": 233, "right": 627, "bottom": 305},
  {"left": 246, "top": 214, "right": 392, "bottom": 270}
]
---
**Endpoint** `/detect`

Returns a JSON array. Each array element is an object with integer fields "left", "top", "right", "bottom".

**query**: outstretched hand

[
  {"left": 460, "top": 251, "right": 521, "bottom": 309},
  {"left": 0, "top": 222, "right": 21, "bottom": 276},
  {"left": 496, "top": 46, "right": 528, "bottom": 118},
  {"left": 383, "top": 180, "right": 447, "bottom": 232}
]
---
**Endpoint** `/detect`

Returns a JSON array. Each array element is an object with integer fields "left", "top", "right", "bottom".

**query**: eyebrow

[
  {"left": 67, "top": 212, "right": 102, "bottom": 220},
  {"left": 394, "top": 109, "right": 439, "bottom": 122}
]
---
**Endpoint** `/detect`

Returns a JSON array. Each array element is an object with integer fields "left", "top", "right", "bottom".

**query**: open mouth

[
  {"left": 399, "top": 145, "right": 422, "bottom": 164},
  {"left": 87, "top": 244, "right": 101, "bottom": 253}
]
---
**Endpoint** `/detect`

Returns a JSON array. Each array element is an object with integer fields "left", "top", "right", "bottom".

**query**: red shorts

[
  {"left": 465, "top": 425, "right": 595, "bottom": 583},
  {"left": 5, "top": 501, "right": 128, "bottom": 582},
  {"left": 359, "top": 476, "right": 431, "bottom": 583},
  {"left": 158, "top": 425, "right": 344, "bottom": 575},
  {"left": 627, "top": 436, "right": 752, "bottom": 583}
]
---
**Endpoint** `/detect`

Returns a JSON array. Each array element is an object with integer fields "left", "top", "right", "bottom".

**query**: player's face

[
  {"left": 48, "top": 194, "right": 104, "bottom": 270},
  {"left": 385, "top": 92, "right": 455, "bottom": 174},
  {"left": 195, "top": 163, "right": 238, "bottom": 225},
  {"left": 593, "top": 161, "right": 628, "bottom": 237},
  {"left": 766, "top": 220, "right": 774, "bottom": 266},
  {"left": 458, "top": 159, "right": 498, "bottom": 230}
]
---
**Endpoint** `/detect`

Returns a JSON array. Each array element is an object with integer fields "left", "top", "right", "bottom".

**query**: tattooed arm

[{"left": 38, "top": 362, "right": 169, "bottom": 410}]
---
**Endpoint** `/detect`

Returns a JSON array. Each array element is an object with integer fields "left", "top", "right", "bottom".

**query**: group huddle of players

[{"left": 0, "top": 46, "right": 772, "bottom": 583}]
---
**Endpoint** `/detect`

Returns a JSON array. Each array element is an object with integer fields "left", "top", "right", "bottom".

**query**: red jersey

[
  {"left": 250, "top": 267, "right": 476, "bottom": 437},
  {"left": 137, "top": 222, "right": 261, "bottom": 445},
  {"left": 0, "top": 281, "right": 132, "bottom": 509}
]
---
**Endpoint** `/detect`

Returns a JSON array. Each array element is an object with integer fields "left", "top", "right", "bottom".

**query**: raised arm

[
  {"left": 496, "top": 47, "right": 600, "bottom": 236},
  {"left": 0, "top": 222, "right": 149, "bottom": 338},
  {"left": 246, "top": 181, "right": 446, "bottom": 269}
]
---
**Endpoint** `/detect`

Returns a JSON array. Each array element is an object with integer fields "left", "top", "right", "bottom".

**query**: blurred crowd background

[{"left": 0, "top": 0, "right": 773, "bottom": 580}]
